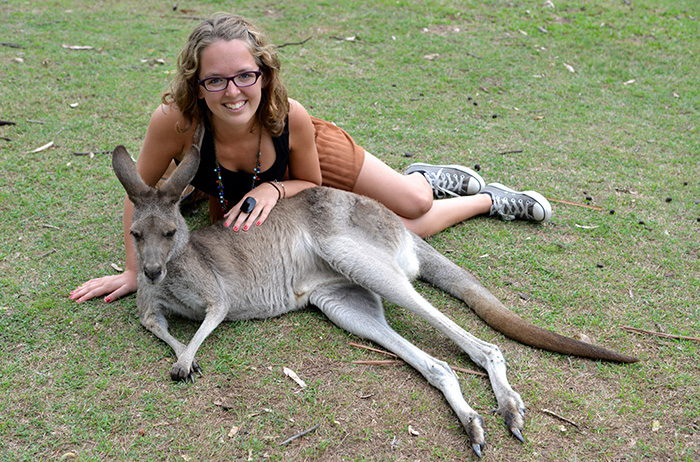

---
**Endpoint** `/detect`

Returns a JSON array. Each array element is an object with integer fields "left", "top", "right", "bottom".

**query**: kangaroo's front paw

[{"left": 170, "top": 360, "right": 202, "bottom": 383}]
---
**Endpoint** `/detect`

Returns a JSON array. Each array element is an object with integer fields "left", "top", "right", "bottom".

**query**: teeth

[{"left": 225, "top": 101, "right": 245, "bottom": 110}]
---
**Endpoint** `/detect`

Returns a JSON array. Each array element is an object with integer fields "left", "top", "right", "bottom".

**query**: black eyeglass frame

[{"left": 198, "top": 70, "right": 263, "bottom": 92}]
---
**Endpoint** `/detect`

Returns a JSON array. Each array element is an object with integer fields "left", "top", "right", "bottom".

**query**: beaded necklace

[{"left": 212, "top": 127, "right": 263, "bottom": 212}]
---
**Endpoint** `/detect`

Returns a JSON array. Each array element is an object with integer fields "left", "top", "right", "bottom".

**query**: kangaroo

[{"left": 112, "top": 144, "right": 637, "bottom": 457}]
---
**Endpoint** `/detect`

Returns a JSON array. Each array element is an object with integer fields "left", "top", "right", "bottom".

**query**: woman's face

[{"left": 198, "top": 39, "right": 263, "bottom": 128}]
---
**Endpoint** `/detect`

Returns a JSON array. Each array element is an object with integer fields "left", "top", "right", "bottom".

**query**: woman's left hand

[{"left": 224, "top": 181, "right": 281, "bottom": 231}]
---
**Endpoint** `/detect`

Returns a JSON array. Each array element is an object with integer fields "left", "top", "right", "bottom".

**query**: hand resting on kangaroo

[{"left": 112, "top": 144, "right": 637, "bottom": 457}]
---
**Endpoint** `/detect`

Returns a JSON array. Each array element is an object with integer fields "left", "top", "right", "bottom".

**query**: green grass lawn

[{"left": 1, "top": 1, "right": 698, "bottom": 460}]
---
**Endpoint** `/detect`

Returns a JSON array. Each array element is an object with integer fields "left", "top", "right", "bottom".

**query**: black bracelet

[{"left": 268, "top": 181, "right": 282, "bottom": 200}]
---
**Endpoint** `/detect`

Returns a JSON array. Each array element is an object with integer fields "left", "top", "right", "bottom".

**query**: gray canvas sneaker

[
  {"left": 405, "top": 163, "right": 485, "bottom": 198},
  {"left": 481, "top": 183, "right": 552, "bottom": 223}
]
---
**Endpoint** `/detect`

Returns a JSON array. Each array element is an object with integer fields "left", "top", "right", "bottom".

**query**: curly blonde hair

[{"left": 162, "top": 13, "right": 289, "bottom": 136}]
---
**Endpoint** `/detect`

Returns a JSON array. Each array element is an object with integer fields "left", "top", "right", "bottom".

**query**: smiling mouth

[{"left": 224, "top": 101, "right": 246, "bottom": 111}]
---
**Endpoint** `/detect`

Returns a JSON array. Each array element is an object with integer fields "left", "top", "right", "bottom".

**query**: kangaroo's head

[{"left": 112, "top": 145, "right": 200, "bottom": 285}]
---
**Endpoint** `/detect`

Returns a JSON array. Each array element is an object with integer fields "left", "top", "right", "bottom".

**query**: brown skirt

[{"left": 311, "top": 117, "right": 365, "bottom": 192}]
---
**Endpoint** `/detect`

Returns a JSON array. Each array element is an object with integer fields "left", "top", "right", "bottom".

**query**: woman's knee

[
  {"left": 353, "top": 152, "right": 433, "bottom": 218},
  {"left": 397, "top": 182, "right": 433, "bottom": 218}
]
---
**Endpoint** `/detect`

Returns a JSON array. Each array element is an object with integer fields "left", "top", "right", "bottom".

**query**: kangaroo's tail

[{"left": 414, "top": 235, "right": 638, "bottom": 363}]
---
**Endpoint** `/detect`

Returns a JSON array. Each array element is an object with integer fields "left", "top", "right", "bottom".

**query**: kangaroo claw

[
  {"left": 511, "top": 427, "right": 525, "bottom": 443},
  {"left": 170, "top": 361, "right": 201, "bottom": 383},
  {"left": 466, "top": 414, "right": 486, "bottom": 458}
]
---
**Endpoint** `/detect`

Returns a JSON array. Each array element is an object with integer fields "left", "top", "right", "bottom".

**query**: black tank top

[{"left": 187, "top": 121, "right": 290, "bottom": 207}]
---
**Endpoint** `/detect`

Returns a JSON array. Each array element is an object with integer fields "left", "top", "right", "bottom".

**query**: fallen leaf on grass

[
  {"left": 213, "top": 397, "right": 237, "bottom": 410},
  {"left": 27, "top": 141, "right": 54, "bottom": 153},
  {"left": 408, "top": 425, "right": 420, "bottom": 436},
  {"left": 331, "top": 35, "right": 358, "bottom": 42},
  {"left": 62, "top": 44, "right": 94, "bottom": 50},
  {"left": 423, "top": 53, "right": 440, "bottom": 60},
  {"left": 110, "top": 263, "right": 124, "bottom": 272},
  {"left": 623, "top": 79, "right": 636, "bottom": 86},
  {"left": 140, "top": 58, "right": 166, "bottom": 65},
  {"left": 283, "top": 367, "right": 306, "bottom": 388},
  {"left": 228, "top": 425, "right": 240, "bottom": 438},
  {"left": 652, "top": 420, "right": 662, "bottom": 432},
  {"left": 563, "top": 63, "right": 575, "bottom": 73}
]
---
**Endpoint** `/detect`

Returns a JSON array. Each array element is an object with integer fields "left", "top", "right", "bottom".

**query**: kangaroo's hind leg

[
  {"left": 316, "top": 237, "right": 525, "bottom": 445},
  {"left": 310, "top": 283, "right": 487, "bottom": 457}
]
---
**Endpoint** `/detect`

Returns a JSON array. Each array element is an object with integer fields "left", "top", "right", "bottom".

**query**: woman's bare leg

[
  {"left": 400, "top": 194, "right": 492, "bottom": 238},
  {"left": 353, "top": 152, "right": 492, "bottom": 237}
]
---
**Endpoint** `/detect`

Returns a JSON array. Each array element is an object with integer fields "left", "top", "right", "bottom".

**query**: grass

[{"left": 1, "top": 0, "right": 699, "bottom": 460}]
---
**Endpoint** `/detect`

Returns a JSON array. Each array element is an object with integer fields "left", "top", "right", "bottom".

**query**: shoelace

[
  {"left": 424, "top": 169, "right": 467, "bottom": 198},
  {"left": 491, "top": 196, "right": 531, "bottom": 221}
]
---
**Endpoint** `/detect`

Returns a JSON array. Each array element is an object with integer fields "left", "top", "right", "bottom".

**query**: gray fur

[{"left": 112, "top": 144, "right": 636, "bottom": 456}]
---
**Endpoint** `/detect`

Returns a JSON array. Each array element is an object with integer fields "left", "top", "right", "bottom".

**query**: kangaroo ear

[
  {"left": 158, "top": 146, "right": 201, "bottom": 203},
  {"left": 112, "top": 145, "right": 151, "bottom": 203}
]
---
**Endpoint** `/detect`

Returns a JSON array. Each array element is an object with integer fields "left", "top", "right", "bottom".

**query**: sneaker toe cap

[{"left": 532, "top": 204, "right": 546, "bottom": 222}]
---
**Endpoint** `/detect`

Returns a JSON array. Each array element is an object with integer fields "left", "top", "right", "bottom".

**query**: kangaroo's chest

[{"left": 150, "top": 252, "right": 335, "bottom": 321}]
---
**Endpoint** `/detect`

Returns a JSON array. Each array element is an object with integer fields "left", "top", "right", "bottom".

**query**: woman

[{"left": 71, "top": 13, "right": 551, "bottom": 304}]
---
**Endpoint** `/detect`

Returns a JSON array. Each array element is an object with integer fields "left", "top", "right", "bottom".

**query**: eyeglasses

[{"left": 198, "top": 70, "right": 262, "bottom": 92}]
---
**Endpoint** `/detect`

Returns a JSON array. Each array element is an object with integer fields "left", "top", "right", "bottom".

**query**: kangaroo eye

[
  {"left": 164, "top": 229, "right": 177, "bottom": 238},
  {"left": 130, "top": 230, "right": 142, "bottom": 240}
]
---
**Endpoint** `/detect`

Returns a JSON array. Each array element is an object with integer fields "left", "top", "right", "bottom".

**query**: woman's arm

[
  {"left": 70, "top": 104, "right": 194, "bottom": 302},
  {"left": 225, "top": 99, "right": 322, "bottom": 231}
]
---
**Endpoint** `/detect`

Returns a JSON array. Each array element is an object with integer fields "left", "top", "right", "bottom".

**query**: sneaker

[
  {"left": 405, "top": 162, "right": 485, "bottom": 198},
  {"left": 481, "top": 183, "right": 552, "bottom": 223}
]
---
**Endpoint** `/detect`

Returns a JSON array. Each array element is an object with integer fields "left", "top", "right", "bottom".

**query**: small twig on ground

[
  {"left": 548, "top": 198, "right": 606, "bottom": 211},
  {"left": 353, "top": 359, "right": 403, "bottom": 366},
  {"left": 451, "top": 365, "right": 488, "bottom": 377},
  {"left": 349, "top": 342, "right": 488, "bottom": 377},
  {"left": 621, "top": 326, "right": 700, "bottom": 342},
  {"left": 279, "top": 423, "right": 320, "bottom": 446},
  {"left": 541, "top": 408, "right": 582, "bottom": 431},
  {"left": 72, "top": 150, "right": 112, "bottom": 156},
  {"left": 329, "top": 35, "right": 361, "bottom": 43},
  {"left": 277, "top": 37, "right": 312, "bottom": 48},
  {"left": 0, "top": 120, "right": 16, "bottom": 126},
  {"left": 38, "top": 249, "right": 57, "bottom": 259},
  {"left": 348, "top": 341, "right": 398, "bottom": 358},
  {"left": 1, "top": 42, "right": 26, "bottom": 49},
  {"left": 498, "top": 149, "right": 523, "bottom": 155}
]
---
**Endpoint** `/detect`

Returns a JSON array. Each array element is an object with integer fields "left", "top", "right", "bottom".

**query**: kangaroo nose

[{"left": 144, "top": 264, "right": 162, "bottom": 283}]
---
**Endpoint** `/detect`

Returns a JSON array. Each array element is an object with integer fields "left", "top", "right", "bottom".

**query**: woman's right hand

[{"left": 70, "top": 269, "right": 138, "bottom": 303}]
